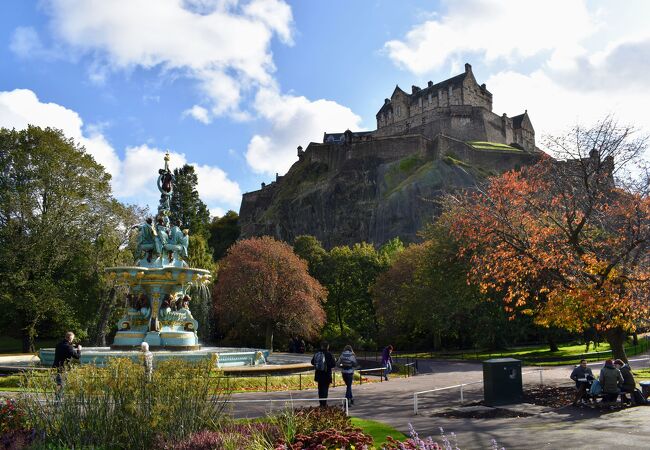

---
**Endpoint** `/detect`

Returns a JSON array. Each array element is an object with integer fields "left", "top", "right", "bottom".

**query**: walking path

[{"left": 228, "top": 356, "right": 650, "bottom": 449}]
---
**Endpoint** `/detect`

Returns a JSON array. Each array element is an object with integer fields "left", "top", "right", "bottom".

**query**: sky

[{"left": 1, "top": 0, "right": 649, "bottom": 216}]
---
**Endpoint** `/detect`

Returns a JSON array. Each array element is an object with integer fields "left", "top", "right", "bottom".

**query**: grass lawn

[
  {"left": 396, "top": 339, "right": 649, "bottom": 366},
  {"left": 351, "top": 417, "right": 406, "bottom": 446},
  {"left": 633, "top": 368, "right": 650, "bottom": 380}
]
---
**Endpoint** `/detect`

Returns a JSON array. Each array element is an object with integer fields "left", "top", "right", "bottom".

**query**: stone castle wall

[{"left": 305, "top": 134, "right": 435, "bottom": 169}]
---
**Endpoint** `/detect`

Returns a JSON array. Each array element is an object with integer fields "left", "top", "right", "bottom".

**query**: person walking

[
  {"left": 311, "top": 342, "right": 336, "bottom": 407},
  {"left": 381, "top": 345, "right": 393, "bottom": 381},
  {"left": 52, "top": 331, "right": 82, "bottom": 393},
  {"left": 599, "top": 359, "right": 623, "bottom": 403},
  {"left": 337, "top": 345, "right": 359, "bottom": 406},
  {"left": 140, "top": 342, "right": 154, "bottom": 382}
]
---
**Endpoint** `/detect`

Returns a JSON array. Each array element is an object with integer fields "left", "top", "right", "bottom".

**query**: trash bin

[
  {"left": 641, "top": 381, "right": 650, "bottom": 400},
  {"left": 483, "top": 358, "right": 523, "bottom": 406}
]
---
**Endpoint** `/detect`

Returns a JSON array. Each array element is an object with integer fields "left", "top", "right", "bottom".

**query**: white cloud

[
  {"left": 0, "top": 88, "right": 241, "bottom": 212},
  {"left": 43, "top": 0, "right": 294, "bottom": 120},
  {"left": 9, "top": 27, "right": 46, "bottom": 58},
  {"left": 488, "top": 69, "right": 650, "bottom": 154},
  {"left": 384, "top": 0, "right": 597, "bottom": 75},
  {"left": 245, "top": 86, "right": 364, "bottom": 175},
  {"left": 183, "top": 105, "right": 211, "bottom": 124}
]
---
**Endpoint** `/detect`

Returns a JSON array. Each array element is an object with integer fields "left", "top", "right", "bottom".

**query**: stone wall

[
  {"left": 305, "top": 134, "right": 435, "bottom": 170},
  {"left": 435, "top": 134, "right": 539, "bottom": 173}
]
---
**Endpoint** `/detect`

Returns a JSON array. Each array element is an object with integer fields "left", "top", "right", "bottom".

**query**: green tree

[
  {"left": 0, "top": 126, "right": 135, "bottom": 351},
  {"left": 213, "top": 236, "right": 326, "bottom": 350},
  {"left": 170, "top": 164, "right": 210, "bottom": 238},
  {"left": 208, "top": 210, "right": 240, "bottom": 261},
  {"left": 320, "top": 243, "right": 389, "bottom": 346},
  {"left": 372, "top": 225, "right": 521, "bottom": 350},
  {"left": 292, "top": 235, "right": 327, "bottom": 279}
]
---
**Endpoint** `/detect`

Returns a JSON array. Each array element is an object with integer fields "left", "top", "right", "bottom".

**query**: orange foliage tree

[
  {"left": 448, "top": 118, "right": 649, "bottom": 360},
  {"left": 213, "top": 236, "right": 327, "bottom": 350}
]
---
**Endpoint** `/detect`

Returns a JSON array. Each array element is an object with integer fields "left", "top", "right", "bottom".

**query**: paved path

[{"left": 227, "top": 356, "right": 650, "bottom": 449}]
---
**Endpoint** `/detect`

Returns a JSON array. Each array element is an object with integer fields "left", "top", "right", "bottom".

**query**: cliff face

[{"left": 239, "top": 134, "right": 539, "bottom": 248}]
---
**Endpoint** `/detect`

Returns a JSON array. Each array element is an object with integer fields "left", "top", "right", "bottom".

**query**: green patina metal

[{"left": 38, "top": 154, "right": 270, "bottom": 368}]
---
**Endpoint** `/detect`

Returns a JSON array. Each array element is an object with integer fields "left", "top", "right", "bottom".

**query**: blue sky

[{"left": 1, "top": 0, "right": 649, "bottom": 215}]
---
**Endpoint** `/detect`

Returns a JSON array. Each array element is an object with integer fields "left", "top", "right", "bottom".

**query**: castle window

[
  {"left": 397, "top": 106, "right": 401, "bottom": 116},
  {"left": 428, "top": 93, "right": 432, "bottom": 104},
  {"left": 448, "top": 85, "right": 453, "bottom": 101},
  {"left": 418, "top": 97, "right": 422, "bottom": 108}
]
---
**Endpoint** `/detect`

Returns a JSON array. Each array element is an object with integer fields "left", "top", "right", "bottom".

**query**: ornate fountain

[
  {"left": 108, "top": 152, "right": 210, "bottom": 350},
  {"left": 38, "top": 154, "right": 270, "bottom": 368}
]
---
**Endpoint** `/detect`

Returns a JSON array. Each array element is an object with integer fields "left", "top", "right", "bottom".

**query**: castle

[{"left": 239, "top": 63, "right": 543, "bottom": 247}]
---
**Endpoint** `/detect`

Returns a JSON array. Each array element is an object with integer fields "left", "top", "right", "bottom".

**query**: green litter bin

[{"left": 483, "top": 358, "right": 523, "bottom": 406}]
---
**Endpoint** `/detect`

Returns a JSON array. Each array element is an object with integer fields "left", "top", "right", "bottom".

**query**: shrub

[
  {"left": 272, "top": 407, "right": 373, "bottom": 450},
  {"left": 161, "top": 422, "right": 281, "bottom": 450},
  {"left": 293, "top": 406, "right": 351, "bottom": 435},
  {"left": 281, "top": 427, "right": 374, "bottom": 449},
  {"left": 0, "top": 399, "right": 27, "bottom": 435},
  {"left": 18, "top": 357, "right": 230, "bottom": 449}
]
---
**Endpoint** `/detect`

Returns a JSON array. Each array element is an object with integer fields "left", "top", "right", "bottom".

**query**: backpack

[
  {"left": 589, "top": 380, "right": 602, "bottom": 396},
  {"left": 339, "top": 352, "right": 354, "bottom": 369},
  {"left": 314, "top": 351, "right": 327, "bottom": 372}
]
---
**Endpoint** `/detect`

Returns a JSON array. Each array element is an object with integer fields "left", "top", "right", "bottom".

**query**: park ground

[
  {"left": 225, "top": 354, "right": 650, "bottom": 449},
  {"left": 1, "top": 344, "right": 649, "bottom": 448}
]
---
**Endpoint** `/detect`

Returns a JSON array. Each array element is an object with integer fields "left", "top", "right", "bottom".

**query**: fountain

[{"left": 38, "top": 153, "right": 271, "bottom": 368}]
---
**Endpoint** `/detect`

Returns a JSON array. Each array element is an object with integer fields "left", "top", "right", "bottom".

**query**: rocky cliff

[{"left": 239, "top": 134, "right": 540, "bottom": 248}]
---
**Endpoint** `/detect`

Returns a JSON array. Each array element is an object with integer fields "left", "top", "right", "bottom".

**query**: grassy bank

[{"left": 392, "top": 339, "right": 649, "bottom": 366}]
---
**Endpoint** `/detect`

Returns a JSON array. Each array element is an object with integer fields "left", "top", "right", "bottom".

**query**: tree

[
  {"left": 0, "top": 126, "right": 136, "bottom": 351},
  {"left": 213, "top": 236, "right": 326, "bottom": 350},
  {"left": 170, "top": 164, "right": 210, "bottom": 238},
  {"left": 208, "top": 210, "right": 240, "bottom": 261},
  {"left": 448, "top": 118, "right": 649, "bottom": 360},
  {"left": 319, "top": 243, "right": 389, "bottom": 346},
  {"left": 372, "top": 225, "right": 524, "bottom": 351},
  {"left": 293, "top": 235, "right": 327, "bottom": 279}
]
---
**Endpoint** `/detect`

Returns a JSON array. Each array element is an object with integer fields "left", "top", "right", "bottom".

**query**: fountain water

[{"left": 39, "top": 153, "right": 269, "bottom": 368}]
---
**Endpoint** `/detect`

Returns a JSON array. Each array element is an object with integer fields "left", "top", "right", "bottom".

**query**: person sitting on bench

[
  {"left": 570, "top": 359, "right": 594, "bottom": 405},
  {"left": 599, "top": 359, "right": 623, "bottom": 403},
  {"left": 614, "top": 359, "right": 636, "bottom": 404}
]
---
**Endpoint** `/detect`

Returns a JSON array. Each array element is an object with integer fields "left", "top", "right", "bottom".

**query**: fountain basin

[{"left": 38, "top": 347, "right": 270, "bottom": 368}]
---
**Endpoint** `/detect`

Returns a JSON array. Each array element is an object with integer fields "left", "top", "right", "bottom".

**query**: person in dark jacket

[
  {"left": 614, "top": 359, "right": 636, "bottom": 404},
  {"left": 570, "top": 359, "right": 594, "bottom": 404},
  {"left": 599, "top": 359, "right": 623, "bottom": 402},
  {"left": 337, "top": 345, "right": 359, "bottom": 406},
  {"left": 53, "top": 331, "right": 81, "bottom": 391},
  {"left": 381, "top": 345, "right": 393, "bottom": 381},
  {"left": 311, "top": 342, "right": 336, "bottom": 407}
]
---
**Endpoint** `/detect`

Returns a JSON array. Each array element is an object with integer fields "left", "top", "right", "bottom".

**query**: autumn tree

[
  {"left": 449, "top": 118, "right": 649, "bottom": 360},
  {"left": 213, "top": 236, "right": 326, "bottom": 350}
]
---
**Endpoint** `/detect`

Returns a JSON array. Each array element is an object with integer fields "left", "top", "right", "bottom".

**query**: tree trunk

[
  {"left": 632, "top": 333, "right": 638, "bottom": 346},
  {"left": 547, "top": 336, "right": 559, "bottom": 352},
  {"left": 605, "top": 327, "right": 627, "bottom": 362},
  {"left": 21, "top": 332, "right": 32, "bottom": 353},
  {"left": 265, "top": 323, "right": 274, "bottom": 352},
  {"left": 94, "top": 287, "right": 117, "bottom": 346}
]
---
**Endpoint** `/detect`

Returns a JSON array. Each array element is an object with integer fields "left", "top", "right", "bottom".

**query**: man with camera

[{"left": 53, "top": 331, "right": 82, "bottom": 391}]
